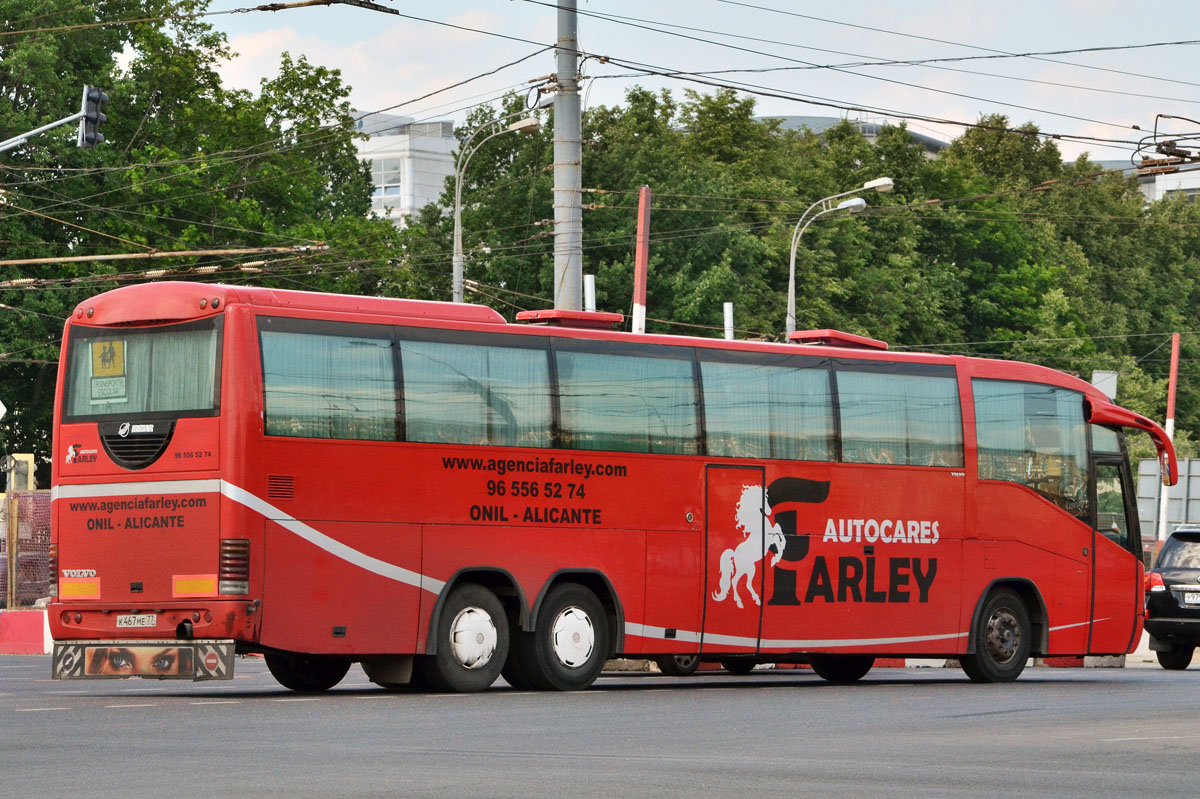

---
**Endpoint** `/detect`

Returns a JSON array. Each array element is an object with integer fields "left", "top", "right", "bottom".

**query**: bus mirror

[{"left": 1085, "top": 399, "right": 1178, "bottom": 486}]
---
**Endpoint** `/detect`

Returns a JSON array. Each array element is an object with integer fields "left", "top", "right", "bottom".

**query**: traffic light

[{"left": 77, "top": 85, "right": 109, "bottom": 148}]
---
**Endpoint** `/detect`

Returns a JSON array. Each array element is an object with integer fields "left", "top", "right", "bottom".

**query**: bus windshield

[{"left": 62, "top": 317, "right": 222, "bottom": 421}]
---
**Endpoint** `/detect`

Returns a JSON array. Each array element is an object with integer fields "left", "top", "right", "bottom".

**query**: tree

[{"left": 0, "top": 1, "right": 399, "bottom": 484}]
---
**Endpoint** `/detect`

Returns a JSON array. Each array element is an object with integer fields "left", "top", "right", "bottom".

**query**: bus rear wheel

[
  {"left": 809, "top": 654, "right": 875, "bottom": 683},
  {"left": 961, "top": 588, "right": 1031, "bottom": 683},
  {"left": 514, "top": 584, "right": 609, "bottom": 691},
  {"left": 265, "top": 653, "right": 351, "bottom": 692},
  {"left": 655, "top": 654, "right": 700, "bottom": 676},
  {"left": 419, "top": 583, "right": 509, "bottom": 693}
]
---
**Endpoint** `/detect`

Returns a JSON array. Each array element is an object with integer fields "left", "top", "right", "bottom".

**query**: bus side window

[
  {"left": 556, "top": 347, "right": 698, "bottom": 455},
  {"left": 837, "top": 370, "right": 964, "bottom": 468},
  {"left": 260, "top": 324, "right": 396, "bottom": 442},
  {"left": 399, "top": 337, "right": 551, "bottom": 449},
  {"left": 973, "top": 379, "right": 1089, "bottom": 519},
  {"left": 700, "top": 358, "right": 834, "bottom": 462}
]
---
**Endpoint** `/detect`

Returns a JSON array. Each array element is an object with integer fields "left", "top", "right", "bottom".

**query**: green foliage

[{"left": 0, "top": 0, "right": 398, "bottom": 483}]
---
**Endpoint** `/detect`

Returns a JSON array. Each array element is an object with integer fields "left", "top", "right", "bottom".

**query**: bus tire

[
  {"left": 720, "top": 656, "right": 756, "bottom": 674},
  {"left": 809, "top": 654, "right": 875, "bottom": 683},
  {"left": 518, "top": 584, "right": 609, "bottom": 691},
  {"left": 419, "top": 583, "right": 509, "bottom": 693},
  {"left": 1156, "top": 647, "right": 1194, "bottom": 670},
  {"left": 655, "top": 654, "right": 700, "bottom": 676},
  {"left": 961, "top": 588, "right": 1031, "bottom": 683},
  {"left": 265, "top": 653, "right": 351, "bottom": 692}
]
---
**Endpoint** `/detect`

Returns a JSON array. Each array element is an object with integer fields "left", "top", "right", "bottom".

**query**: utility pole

[{"left": 553, "top": 0, "right": 582, "bottom": 311}]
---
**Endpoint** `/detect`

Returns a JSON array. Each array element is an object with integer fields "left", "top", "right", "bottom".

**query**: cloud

[{"left": 216, "top": 11, "right": 554, "bottom": 120}]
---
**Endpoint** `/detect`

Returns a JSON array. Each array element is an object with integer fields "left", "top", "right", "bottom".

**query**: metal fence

[
  {"left": 1137, "top": 458, "right": 1200, "bottom": 566},
  {"left": 1, "top": 490, "right": 51, "bottom": 608}
]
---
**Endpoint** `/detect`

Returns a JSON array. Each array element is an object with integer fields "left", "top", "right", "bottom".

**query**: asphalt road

[{"left": 3, "top": 655, "right": 1199, "bottom": 798}]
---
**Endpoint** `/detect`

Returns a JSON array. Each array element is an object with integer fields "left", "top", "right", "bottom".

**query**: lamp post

[
  {"left": 785, "top": 177, "right": 893, "bottom": 336},
  {"left": 452, "top": 114, "right": 542, "bottom": 303}
]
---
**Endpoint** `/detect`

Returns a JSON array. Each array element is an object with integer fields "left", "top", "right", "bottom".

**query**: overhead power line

[{"left": 715, "top": 0, "right": 1200, "bottom": 89}]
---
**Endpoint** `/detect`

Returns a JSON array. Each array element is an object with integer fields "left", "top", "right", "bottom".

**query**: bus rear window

[{"left": 63, "top": 318, "right": 222, "bottom": 421}]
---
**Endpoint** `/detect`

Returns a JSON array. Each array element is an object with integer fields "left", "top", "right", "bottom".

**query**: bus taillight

[
  {"left": 218, "top": 539, "right": 250, "bottom": 595},
  {"left": 48, "top": 542, "right": 58, "bottom": 599}
]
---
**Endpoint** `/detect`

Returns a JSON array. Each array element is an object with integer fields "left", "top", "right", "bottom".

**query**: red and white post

[
  {"left": 1157, "top": 332, "right": 1182, "bottom": 542},
  {"left": 632, "top": 185, "right": 651, "bottom": 334}
]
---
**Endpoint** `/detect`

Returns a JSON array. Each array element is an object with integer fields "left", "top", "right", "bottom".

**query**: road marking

[
  {"left": 190, "top": 700, "right": 241, "bottom": 705},
  {"left": 119, "top": 687, "right": 166, "bottom": 692},
  {"left": 14, "top": 707, "right": 70, "bottom": 712},
  {"left": 272, "top": 697, "right": 322, "bottom": 702},
  {"left": 1102, "top": 734, "right": 1200, "bottom": 742},
  {"left": 105, "top": 703, "right": 157, "bottom": 708}
]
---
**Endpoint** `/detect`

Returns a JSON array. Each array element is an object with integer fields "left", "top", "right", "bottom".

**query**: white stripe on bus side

[{"left": 51, "top": 479, "right": 445, "bottom": 595}]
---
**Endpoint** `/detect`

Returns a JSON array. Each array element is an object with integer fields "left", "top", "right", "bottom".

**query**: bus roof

[{"left": 69, "top": 280, "right": 1105, "bottom": 399}]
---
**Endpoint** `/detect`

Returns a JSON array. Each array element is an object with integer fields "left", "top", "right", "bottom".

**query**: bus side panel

[
  {"left": 757, "top": 464, "right": 964, "bottom": 655},
  {"left": 969, "top": 482, "right": 1091, "bottom": 655},
  {"left": 639, "top": 528, "right": 704, "bottom": 655},
  {"left": 1090, "top": 534, "right": 1139, "bottom": 654},
  {"left": 258, "top": 521, "right": 422, "bottom": 654}
]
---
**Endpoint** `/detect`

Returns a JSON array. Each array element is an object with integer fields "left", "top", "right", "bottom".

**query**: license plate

[
  {"left": 116, "top": 614, "right": 156, "bottom": 628},
  {"left": 1184, "top": 592, "right": 1200, "bottom": 606}
]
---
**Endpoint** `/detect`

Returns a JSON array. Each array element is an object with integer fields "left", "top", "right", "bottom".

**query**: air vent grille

[
  {"left": 98, "top": 421, "right": 175, "bottom": 470},
  {"left": 267, "top": 474, "right": 295, "bottom": 500}
]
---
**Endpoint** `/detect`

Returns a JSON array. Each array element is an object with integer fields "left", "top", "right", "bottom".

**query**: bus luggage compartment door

[{"left": 702, "top": 466, "right": 767, "bottom": 654}]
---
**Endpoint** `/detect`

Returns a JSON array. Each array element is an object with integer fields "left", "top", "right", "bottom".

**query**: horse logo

[{"left": 711, "top": 484, "right": 787, "bottom": 609}]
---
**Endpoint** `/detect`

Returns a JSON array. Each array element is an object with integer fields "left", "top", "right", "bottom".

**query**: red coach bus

[{"left": 48, "top": 282, "right": 1177, "bottom": 691}]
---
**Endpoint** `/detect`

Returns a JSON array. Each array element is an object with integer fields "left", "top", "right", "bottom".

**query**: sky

[{"left": 209, "top": 0, "right": 1200, "bottom": 165}]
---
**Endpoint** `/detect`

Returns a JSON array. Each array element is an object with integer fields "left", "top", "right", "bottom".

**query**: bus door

[
  {"left": 702, "top": 465, "right": 767, "bottom": 655},
  {"left": 1089, "top": 457, "right": 1141, "bottom": 654}
]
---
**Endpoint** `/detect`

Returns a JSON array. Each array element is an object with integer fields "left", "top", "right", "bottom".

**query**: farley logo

[
  {"left": 710, "top": 477, "right": 941, "bottom": 609},
  {"left": 64, "top": 445, "right": 98, "bottom": 465},
  {"left": 118, "top": 422, "right": 130, "bottom": 437}
]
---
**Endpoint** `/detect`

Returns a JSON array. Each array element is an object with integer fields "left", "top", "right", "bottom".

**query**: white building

[{"left": 355, "top": 112, "right": 457, "bottom": 225}]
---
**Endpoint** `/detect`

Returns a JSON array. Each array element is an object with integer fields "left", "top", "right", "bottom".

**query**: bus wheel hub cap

[
  {"left": 985, "top": 609, "right": 1020, "bottom": 665},
  {"left": 551, "top": 607, "right": 594, "bottom": 668},
  {"left": 449, "top": 607, "right": 497, "bottom": 670}
]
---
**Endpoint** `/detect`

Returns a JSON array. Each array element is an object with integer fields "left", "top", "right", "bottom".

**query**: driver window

[{"left": 1094, "top": 463, "right": 1130, "bottom": 550}]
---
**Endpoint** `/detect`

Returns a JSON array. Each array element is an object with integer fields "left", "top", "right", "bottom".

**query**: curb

[{"left": 0, "top": 609, "right": 51, "bottom": 655}]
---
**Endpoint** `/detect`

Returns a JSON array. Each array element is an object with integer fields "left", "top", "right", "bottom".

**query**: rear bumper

[
  {"left": 52, "top": 639, "right": 235, "bottom": 680},
  {"left": 48, "top": 599, "right": 259, "bottom": 642},
  {"left": 1144, "top": 617, "right": 1200, "bottom": 646}
]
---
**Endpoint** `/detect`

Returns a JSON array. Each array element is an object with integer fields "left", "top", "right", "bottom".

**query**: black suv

[{"left": 1145, "top": 528, "right": 1200, "bottom": 670}]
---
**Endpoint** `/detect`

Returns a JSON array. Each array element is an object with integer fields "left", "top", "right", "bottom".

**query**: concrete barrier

[{"left": 0, "top": 609, "right": 51, "bottom": 655}]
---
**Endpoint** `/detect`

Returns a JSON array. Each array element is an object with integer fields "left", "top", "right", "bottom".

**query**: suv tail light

[
  {"left": 218, "top": 539, "right": 250, "bottom": 595},
  {"left": 1145, "top": 571, "right": 1166, "bottom": 593}
]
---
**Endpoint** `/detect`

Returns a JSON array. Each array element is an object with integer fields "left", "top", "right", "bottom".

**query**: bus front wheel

[
  {"left": 265, "top": 653, "right": 351, "bottom": 692},
  {"left": 514, "top": 584, "right": 609, "bottom": 691},
  {"left": 961, "top": 588, "right": 1031, "bottom": 683},
  {"left": 420, "top": 583, "right": 510, "bottom": 693}
]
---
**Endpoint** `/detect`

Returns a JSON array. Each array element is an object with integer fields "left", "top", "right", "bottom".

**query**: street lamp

[
  {"left": 785, "top": 177, "right": 893, "bottom": 336},
  {"left": 452, "top": 114, "right": 542, "bottom": 303}
]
